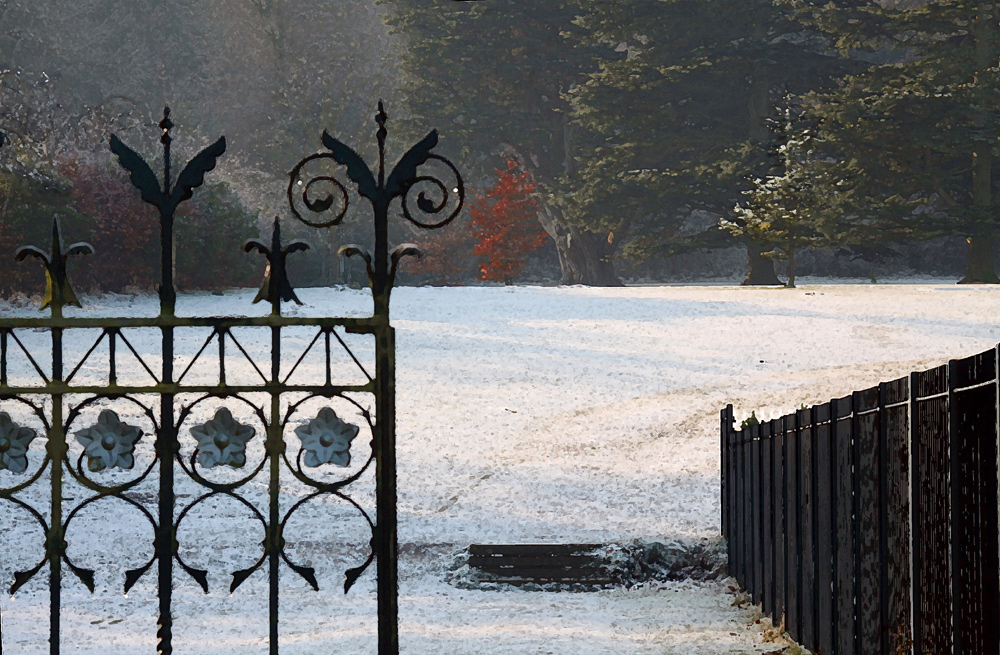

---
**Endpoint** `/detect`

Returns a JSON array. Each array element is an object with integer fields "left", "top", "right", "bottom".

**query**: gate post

[{"left": 288, "top": 100, "right": 464, "bottom": 655}]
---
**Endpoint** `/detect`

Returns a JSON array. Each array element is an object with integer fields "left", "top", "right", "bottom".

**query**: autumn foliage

[
  {"left": 469, "top": 159, "right": 547, "bottom": 283},
  {"left": 0, "top": 151, "right": 260, "bottom": 298}
]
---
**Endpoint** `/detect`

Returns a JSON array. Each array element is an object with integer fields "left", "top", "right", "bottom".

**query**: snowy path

[{"left": 2, "top": 280, "right": 999, "bottom": 653}]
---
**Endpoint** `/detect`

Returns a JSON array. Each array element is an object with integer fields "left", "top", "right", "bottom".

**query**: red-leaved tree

[{"left": 469, "top": 158, "right": 547, "bottom": 284}]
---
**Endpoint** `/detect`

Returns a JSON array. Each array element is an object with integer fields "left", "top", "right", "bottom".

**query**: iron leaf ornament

[
  {"left": 109, "top": 108, "right": 226, "bottom": 215},
  {"left": 321, "top": 130, "right": 378, "bottom": 202},
  {"left": 15, "top": 218, "right": 93, "bottom": 313},
  {"left": 289, "top": 100, "right": 463, "bottom": 316},
  {"left": 110, "top": 107, "right": 226, "bottom": 314}
]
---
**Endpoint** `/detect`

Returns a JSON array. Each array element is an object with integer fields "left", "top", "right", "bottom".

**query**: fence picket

[
  {"left": 814, "top": 402, "right": 834, "bottom": 655},
  {"left": 732, "top": 425, "right": 740, "bottom": 586},
  {"left": 773, "top": 417, "right": 787, "bottom": 626},
  {"left": 832, "top": 394, "right": 855, "bottom": 655},
  {"left": 762, "top": 420, "right": 774, "bottom": 617},
  {"left": 912, "top": 364, "right": 949, "bottom": 655},
  {"left": 879, "top": 377, "right": 911, "bottom": 653},
  {"left": 722, "top": 406, "right": 729, "bottom": 540},
  {"left": 752, "top": 425, "right": 762, "bottom": 603},
  {"left": 853, "top": 386, "right": 880, "bottom": 655},
  {"left": 949, "top": 349, "right": 1000, "bottom": 653},
  {"left": 742, "top": 424, "right": 750, "bottom": 589},
  {"left": 786, "top": 412, "right": 801, "bottom": 642},
  {"left": 798, "top": 407, "right": 816, "bottom": 647}
]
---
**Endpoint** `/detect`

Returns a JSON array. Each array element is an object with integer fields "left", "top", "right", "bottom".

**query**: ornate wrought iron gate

[{"left": 0, "top": 102, "right": 463, "bottom": 654}]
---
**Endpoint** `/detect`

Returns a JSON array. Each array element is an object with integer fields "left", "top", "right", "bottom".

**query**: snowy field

[{"left": 2, "top": 279, "right": 999, "bottom": 654}]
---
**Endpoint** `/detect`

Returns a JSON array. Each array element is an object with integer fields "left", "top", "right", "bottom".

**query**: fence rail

[{"left": 721, "top": 344, "right": 1000, "bottom": 654}]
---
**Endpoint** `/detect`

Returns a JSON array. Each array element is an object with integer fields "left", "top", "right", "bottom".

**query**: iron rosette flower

[
  {"left": 0, "top": 411, "right": 37, "bottom": 474},
  {"left": 74, "top": 409, "right": 143, "bottom": 472},
  {"left": 190, "top": 407, "right": 256, "bottom": 469},
  {"left": 294, "top": 407, "right": 359, "bottom": 468}
]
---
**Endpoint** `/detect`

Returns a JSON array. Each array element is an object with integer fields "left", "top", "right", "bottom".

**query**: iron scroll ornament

[
  {"left": 287, "top": 101, "right": 465, "bottom": 310},
  {"left": 0, "top": 103, "right": 463, "bottom": 655}
]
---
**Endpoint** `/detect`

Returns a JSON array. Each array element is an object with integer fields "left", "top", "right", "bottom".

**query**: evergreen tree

[
  {"left": 379, "top": 0, "right": 621, "bottom": 285},
  {"left": 564, "top": 0, "right": 858, "bottom": 284},
  {"left": 799, "top": 0, "right": 1000, "bottom": 282},
  {"left": 722, "top": 100, "right": 838, "bottom": 287}
]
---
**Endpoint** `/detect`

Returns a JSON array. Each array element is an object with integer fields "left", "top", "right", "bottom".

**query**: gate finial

[
  {"left": 15, "top": 218, "right": 93, "bottom": 314},
  {"left": 245, "top": 218, "right": 310, "bottom": 314},
  {"left": 110, "top": 110, "right": 225, "bottom": 315}
]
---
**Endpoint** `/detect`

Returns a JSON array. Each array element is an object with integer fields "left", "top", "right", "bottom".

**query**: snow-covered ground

[{"left": 2, "top": 280, "right": 999, "bottom": 654}]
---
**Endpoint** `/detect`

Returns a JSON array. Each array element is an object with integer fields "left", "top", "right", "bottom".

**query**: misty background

[{"left": 0, "top": 0, "right": 995, "bottom": 293}]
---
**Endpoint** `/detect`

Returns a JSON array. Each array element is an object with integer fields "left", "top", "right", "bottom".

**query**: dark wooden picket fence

[{"left": 720, "top": 344, "right": 1000, "bottom": 655}]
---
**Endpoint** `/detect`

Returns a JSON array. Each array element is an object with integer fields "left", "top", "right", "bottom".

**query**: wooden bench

[{"left": 467, "top": 544, "right": 614, "bottom": 587}]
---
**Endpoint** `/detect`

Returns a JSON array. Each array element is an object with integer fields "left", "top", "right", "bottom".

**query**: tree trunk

[
  {"left": 741, "top": 239, "right": 782, "bottom": 285},
  {"left": 960, "top": 145, "right": 999, "bottom": 282},
  {"left": 960, "top": 4, "right": 1000, "bottom": 284},
  {"left": 741, "top": 8, "right": 779, "bottom": 286},
  {"left": 536, "top": 206, "right": 621, "bottom": 286},
  {"left": 959, "top": 232, "right": 999, "bottom": 283},
  {"left": 785, "top": 242, "right": 796, "bottom": 288}
]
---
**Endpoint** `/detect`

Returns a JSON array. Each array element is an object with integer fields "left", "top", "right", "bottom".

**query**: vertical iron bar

[
  {"left": 48, "top": 323, "right": 64, "bottom": 655},
  {"left": 156, "top": 108, "right": 177, "bottom": 652},
  {"left": 219, "top": 329, "right": 227, "bottom": 387},
  {"left": 108, "top": 329, "right": 117, "bottom": 386},
  {"left": 1, "top": 328, "right": 7, "bottom": 387},
  {"left": 269, "top": 324, "right": 281, "bottom": 655},
  {"left": 159, "top": 108, "right": 176, "bottom": 317},
  {"left": 373, "top": 100, "right": 398, "bottom": 655},
  {"left": 325, "top": 329, "right": 332, "bottom": 387},
  {"left": 157, "top": 117, "right": 177, "bottom": 652},
  {"left": 157, "top": 325, "right": 175, "bottom": 655},
  {"left": 375, "top": 306, "right": 398, "bottom": 654}
]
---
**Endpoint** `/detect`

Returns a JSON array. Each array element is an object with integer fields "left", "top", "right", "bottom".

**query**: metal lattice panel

[{"left": 0, "top": 102, "right": 463, "bottom": 655}]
